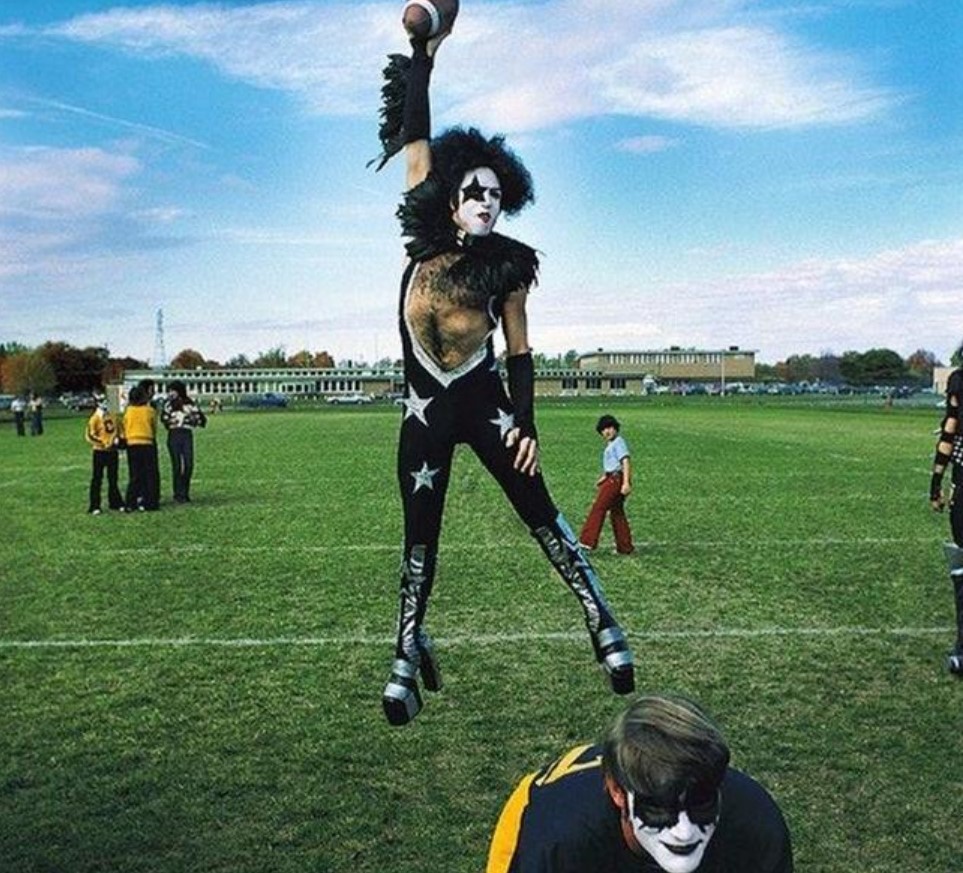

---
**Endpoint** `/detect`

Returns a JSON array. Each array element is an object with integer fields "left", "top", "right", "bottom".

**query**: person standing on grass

[
  {"left": 84, "top": 393, "right": 125, "bottom": 515},
  {"left": 29, "top": 392, "right": 44, "bottom": 436},
  {"left": 123, "top": 383, "right": 160, "bottom": 511},
  {"left": 370, "top": 26, "right": 634, "bottom": 726},
  {"left": 929, "top": 355, "right": 963, "bottom": 675},
  {"left": 161, "top": 379, "right": 207, "bottom": 504},
  {"left": 487, "top": 694, "right": 793, "bottom": 873},
  {"left": 137, "top": 378, "right": 163, "bottom": 506},
  {"left": 580, "top": 415, "right": 634, "bottom": 556},
  {"left": 11, "top": 395, "right": 26, "bottom": 436}
]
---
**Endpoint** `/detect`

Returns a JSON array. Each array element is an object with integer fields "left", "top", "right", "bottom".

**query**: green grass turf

[{"left": 1, "top": 397, "right": 960, "bottom": 872}]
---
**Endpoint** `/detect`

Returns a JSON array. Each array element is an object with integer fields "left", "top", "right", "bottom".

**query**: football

[{"left": 402, "top": 0, "right": 459, "bottom": 40}]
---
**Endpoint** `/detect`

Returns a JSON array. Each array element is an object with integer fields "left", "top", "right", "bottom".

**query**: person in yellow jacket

[
  {"left": 85, "top": 394, "right": 125, "bottom": 514},
  {"left": 123, "top": 383, "right": 160, "bottom": 511}
]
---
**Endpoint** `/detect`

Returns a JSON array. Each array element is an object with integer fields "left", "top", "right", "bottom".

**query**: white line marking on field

[
  {"left": 0, "top": 626, "right": 950, "bottom": 650},
  {"left": 108, "top": 536, "right": 939, "bottom": 556}
]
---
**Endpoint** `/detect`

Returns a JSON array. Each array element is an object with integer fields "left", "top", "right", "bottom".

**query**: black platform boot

[
  {"left": 532, "top": 514, "right": 635, "bottom": 694},
  {"left": 383, "top": 545, "right": 443, "bottom": 725}
]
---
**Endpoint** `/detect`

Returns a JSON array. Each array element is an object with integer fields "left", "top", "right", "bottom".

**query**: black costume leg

[
  {"left": 467, "top": 385, "right": 635, "bottom": 694},
  {"left": 383, "top": 396, "right": 456, "bottom": 725},
  {"left": 88, "top": 451, "right": 106, "bottom": 512},
  {"left": 945, "top": 467, "right": 963, "bottom": 675},
  {"left": 944, "top": 541, "right": 963, "bottom": 675},
  {"left": 106, "top": 451, "right": 125, "bottom": 510}
]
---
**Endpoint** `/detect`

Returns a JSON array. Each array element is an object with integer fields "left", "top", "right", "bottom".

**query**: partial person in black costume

[
  {"left": 372, "top": 31, "right": 635, "bottom": 725},
  {"left": 930, "top": 356, "right": 963, "bottom": 675}
]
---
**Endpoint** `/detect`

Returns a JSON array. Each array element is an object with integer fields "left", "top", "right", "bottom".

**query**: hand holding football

[{"left": 402, "top": 0, "right": 459, "bottom": 40}]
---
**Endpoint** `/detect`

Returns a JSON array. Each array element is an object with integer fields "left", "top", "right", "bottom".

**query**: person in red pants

[{"left": 580, "top": 415, "right": 635, "bottom": 555}]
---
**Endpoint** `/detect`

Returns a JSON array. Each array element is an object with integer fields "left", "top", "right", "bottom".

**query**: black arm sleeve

[
  {"left": 403, "top": 41, "right": 433, "bottom": 145},
  {"left": 507, "top": 352, "right": 537, "bottom": 441}
]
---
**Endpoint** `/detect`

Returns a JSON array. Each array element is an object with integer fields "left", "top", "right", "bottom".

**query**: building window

[
  {"left": 585, "top": 377, "right": 601, "bottom": 391},
  {"left": 610, "top": 377, "right": 626, "bottom": 390},
  {"left": 561, "top": 377, "right": 578, "bottom": 390}
]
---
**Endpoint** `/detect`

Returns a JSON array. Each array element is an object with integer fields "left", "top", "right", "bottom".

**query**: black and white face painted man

[
  {"left": 624, "top": 787, "right": 720, "bottom": 873},
  {"left": 452, "top": 166, "right": 502, "bottom": 236}
]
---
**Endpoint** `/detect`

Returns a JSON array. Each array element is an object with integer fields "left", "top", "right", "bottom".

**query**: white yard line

[{"left": 103, "top": 536, "right": 939, "bottom": 556}]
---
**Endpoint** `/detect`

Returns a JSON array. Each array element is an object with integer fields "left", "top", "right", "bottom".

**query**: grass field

[{"left": 1, "top": 396, "right": 960, "bottom": 872}]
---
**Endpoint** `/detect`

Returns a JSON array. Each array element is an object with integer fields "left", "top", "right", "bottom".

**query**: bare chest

[{"left": 405, "top": 256, "right": 496, "bottom": 372}]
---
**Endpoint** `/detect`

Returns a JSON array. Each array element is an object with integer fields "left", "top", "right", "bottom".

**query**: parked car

[
  {"left": 60, "top": 392, "right": 98, "bottom": 410},
  {"left": 326, "top": 393, "right": 373, "bottom": 405},
  {"left": 239, "top": 392, "right": 288, "bottom": 408}
]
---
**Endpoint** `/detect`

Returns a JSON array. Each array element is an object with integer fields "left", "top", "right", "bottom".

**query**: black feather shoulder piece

[{"left": 398, "top": 174, "right": 540, "bottom": 304}]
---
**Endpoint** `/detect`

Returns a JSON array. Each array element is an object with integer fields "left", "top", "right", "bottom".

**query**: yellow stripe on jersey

[
  {"left": 534, "top": 743, "right": 600, "bottom": 787},
  {"left": 486, "top": 772, "right": 537, "bottom": 873}
]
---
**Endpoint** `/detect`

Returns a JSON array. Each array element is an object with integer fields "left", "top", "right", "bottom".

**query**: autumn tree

[
  {"left": 103, "top": 356, "right": 149, "bottom": 384},
  {"left": 2, "top": 351, "right": 57, "bottom": 396},
  {"left": 39, "top": 342, "right": 109, "bottom": 393},
  {"left": 169, "top": 348, "right": 207, "bottom": 370}
]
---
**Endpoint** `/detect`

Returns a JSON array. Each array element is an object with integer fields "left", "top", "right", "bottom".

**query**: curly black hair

[{"left": 430, "top": 126, "right": 535, "bottom": 216}]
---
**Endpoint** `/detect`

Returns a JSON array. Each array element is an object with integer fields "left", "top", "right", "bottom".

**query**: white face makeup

[
  {"left": 626, "top": 792, "right": 718, "bottom": 873},
  {"left": 453, "top": 167, "right": 502, "bottom": 236}
]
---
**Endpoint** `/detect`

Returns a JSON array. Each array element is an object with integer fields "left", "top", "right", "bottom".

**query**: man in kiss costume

[
  {"left": 930, "top": 361, "right": 963, "bottom": 674},
  {"left": 486, "top": 695, "right": 793, "bottom": 873},
  {"left": 372, "top": 32, "right": 635, "bottom": 725}
]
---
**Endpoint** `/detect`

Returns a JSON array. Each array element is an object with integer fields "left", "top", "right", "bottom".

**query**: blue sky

[{"left": 1, "top": 0, "right": 960, "bottom": 366}]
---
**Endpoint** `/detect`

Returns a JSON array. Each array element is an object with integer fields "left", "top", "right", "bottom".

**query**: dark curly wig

[
  {"left": 370, "top": 55, "right": 536, "bottom": 217},
  {"left": 430, "top": 126, "right": 535, "bottom": 216}
]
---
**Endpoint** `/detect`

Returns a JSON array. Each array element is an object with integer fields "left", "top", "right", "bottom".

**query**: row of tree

[
  {"left": 755, "top": 347, "right": 958, "bottom": 387},
  {"left": 1, "top": 341, "right": 960, "bottom": 397},
  {"left": 0, "top": 342, "right": 148, "bottom": 398}
]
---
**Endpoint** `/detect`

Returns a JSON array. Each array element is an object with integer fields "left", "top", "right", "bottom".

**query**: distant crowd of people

[{"left": 84, "top": 378, "right": 207, "bottom": 515}]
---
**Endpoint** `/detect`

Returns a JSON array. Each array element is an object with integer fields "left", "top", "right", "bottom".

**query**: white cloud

[
  {"left": 0, "top": 145, "right": 147, "bottom": 286},
  {"left": 0, "top": 145, "right": 140, "bottom": 218},
  {"left": 38, "top": 0, "right": 894, "bottom": 131},
  {"left": 592, "top": 25, "right": 892, "bottom": 129}
]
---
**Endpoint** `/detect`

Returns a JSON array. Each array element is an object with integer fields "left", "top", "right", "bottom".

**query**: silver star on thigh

[{"left": 411, "top": 461, "right": 441, "bottom": 493}]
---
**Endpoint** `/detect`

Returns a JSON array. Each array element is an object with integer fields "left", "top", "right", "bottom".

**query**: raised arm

[{"left": 403, "top": 35, "right": 447, "bottom": 191}]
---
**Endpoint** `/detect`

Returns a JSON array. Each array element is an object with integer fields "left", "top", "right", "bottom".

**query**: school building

[{"left": 121, "top": 346, "right": 757, "bottom": 402}]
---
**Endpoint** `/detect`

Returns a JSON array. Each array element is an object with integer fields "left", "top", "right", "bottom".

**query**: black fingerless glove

[
  {"left": 403, "top": 41, "right": 433, "bottom": 144},
  {"left": 507, "top": 352, "right": 537, "bottom": 441},
  {"left": 931, "top": 472, "right": 944, "bottom": 502}
]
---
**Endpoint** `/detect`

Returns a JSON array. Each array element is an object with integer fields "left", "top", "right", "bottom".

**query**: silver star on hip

[
  {"left": 402, "top": 386, "right": 433, "bottom": 426},
  {"left": 489, "top": 408, "right": 515, "bottom": 440}
]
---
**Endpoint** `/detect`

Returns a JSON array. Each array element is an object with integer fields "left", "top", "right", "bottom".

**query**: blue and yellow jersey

[{"left": 486, "top": 744, "right": 793, "bottom": 873}]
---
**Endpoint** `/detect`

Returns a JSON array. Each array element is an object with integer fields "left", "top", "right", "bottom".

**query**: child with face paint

[
  {"left": 372, "top": 31, "right": 635, "bottom": 725},
  {"left": 486, "top": 695, "right": 794, "bottom": 873}
]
